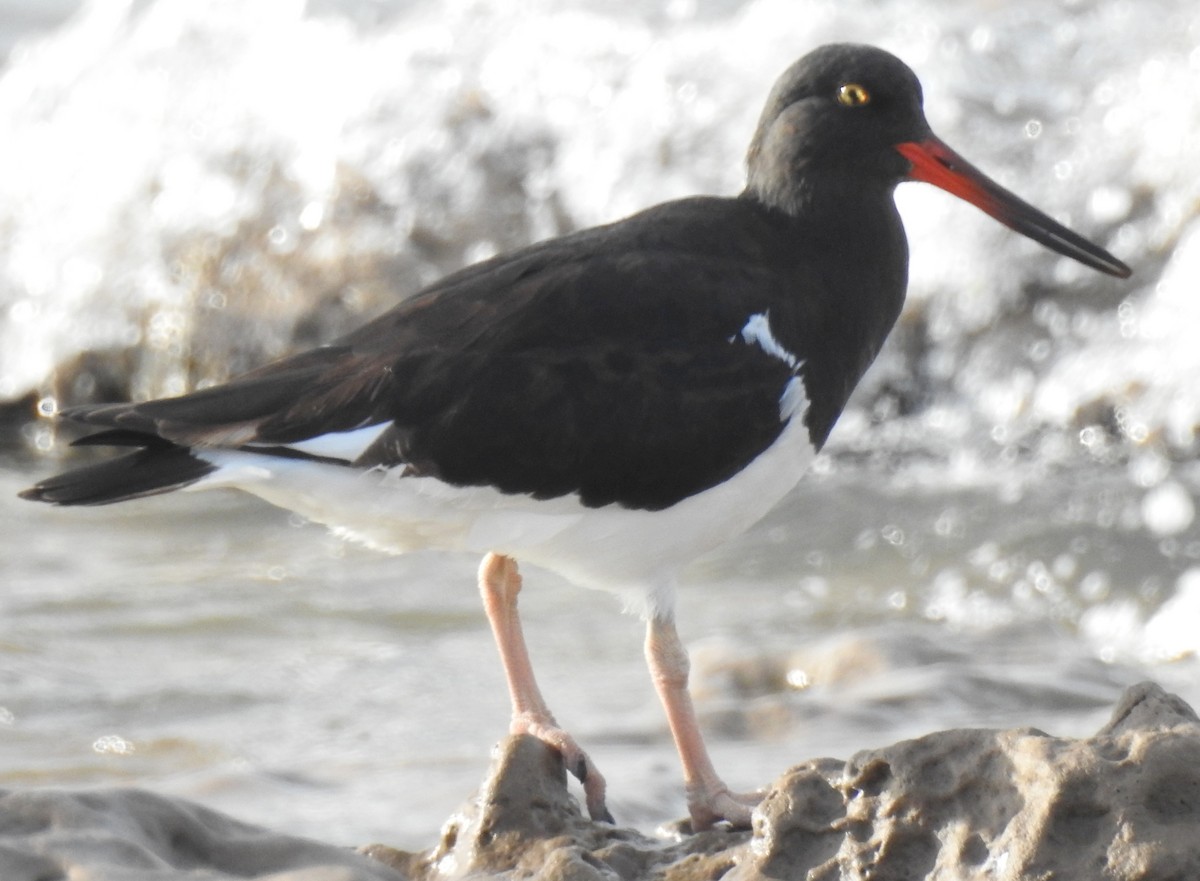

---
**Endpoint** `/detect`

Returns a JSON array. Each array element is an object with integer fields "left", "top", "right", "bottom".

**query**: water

[
  {"left": 2, "top": 0, "right": 1199, "bottom": 851},
  {"left": 5, "top": 459, "right": 1198, "bottom": 847},
  {"left": 0, "top": 0, "right": 79, "bottom": 61}
]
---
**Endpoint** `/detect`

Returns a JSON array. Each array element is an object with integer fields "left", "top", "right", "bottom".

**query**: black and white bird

[{"left": 22, "top": 44, "right": 1130, "bottom": 830}]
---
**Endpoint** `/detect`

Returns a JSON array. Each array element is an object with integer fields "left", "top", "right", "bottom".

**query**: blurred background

[{"left": 1, "top": 0, "right": 1198, "bottom": 850}]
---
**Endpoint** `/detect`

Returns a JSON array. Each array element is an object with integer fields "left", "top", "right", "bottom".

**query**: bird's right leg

[{"left": 477, "top": 552, "right": 613, "bottom": 823}]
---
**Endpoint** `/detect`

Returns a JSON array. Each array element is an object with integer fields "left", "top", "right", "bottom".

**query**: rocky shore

[{"left": 3, "top": 682, "right": 1197, "bottom": 881}]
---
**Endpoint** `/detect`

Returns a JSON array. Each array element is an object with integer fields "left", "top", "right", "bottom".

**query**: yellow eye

[{"left": 837, "top": 83, "right": 871, "bottom": 107}]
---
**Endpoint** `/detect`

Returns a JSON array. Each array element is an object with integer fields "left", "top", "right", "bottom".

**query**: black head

[
  {"left": 745, "top": 44, "right": 930, "bottom": 213},
  {"left": 744, "top": 43, "right": 1131, "bottom": 278}
]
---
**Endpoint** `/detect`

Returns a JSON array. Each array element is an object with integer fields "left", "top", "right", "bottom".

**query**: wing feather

[{"left": 49, "top": 198, "right": 825, "bottom": 510}]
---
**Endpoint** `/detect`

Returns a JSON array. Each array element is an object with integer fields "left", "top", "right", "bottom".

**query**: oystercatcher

[{"left": 22, "top": 44, "right": 1130, "bottom": 829}]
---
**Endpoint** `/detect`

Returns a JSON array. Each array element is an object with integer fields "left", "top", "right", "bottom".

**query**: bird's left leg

[
  {"left": 645, "top": 613, "right": 762, "bottom": 830},
  {"left": 477, "top": 552, "right": 613, "bottom": 823}
]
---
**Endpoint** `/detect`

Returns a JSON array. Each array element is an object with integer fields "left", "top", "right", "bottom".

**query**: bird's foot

[
  {"left": 512, "top": 712, "right": 613, "bottom": 824},
  {"left": 686, "top": 783, "right": 763, "bottom": 831}
]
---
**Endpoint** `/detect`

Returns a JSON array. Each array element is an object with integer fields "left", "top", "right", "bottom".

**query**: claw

[
  {"left": 480, "top": 554, "right": 615, "bottom": 825},
  {"left": 576, "top": 755, "right": 615, "bottom": 824},
  {"left": 687, "top": 785, "right": 762, "bottom": 830},
  {"left": 510, "top": 715, "right": 611, "bottom": 823}
]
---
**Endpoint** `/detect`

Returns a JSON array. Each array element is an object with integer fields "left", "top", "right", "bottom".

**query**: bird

[{"left": 21, "top": 43, "right": 1131, "bottom": 831}]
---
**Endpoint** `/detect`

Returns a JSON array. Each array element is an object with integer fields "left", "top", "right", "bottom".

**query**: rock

[
  {"left": 2, "top": 683, "right": 1198, "bottom": 881},
  {"left": 755, "top": 680, "right": 1200, "bottom": 880},
  {"left": 361, "top": 734, "right": 745, "bottom": 881},
  {"left": 0, "top": 787, "right": 407, "bottom": 881},
  {"left": 366, "top": 681, "right": 1200, "bottom": 881}
]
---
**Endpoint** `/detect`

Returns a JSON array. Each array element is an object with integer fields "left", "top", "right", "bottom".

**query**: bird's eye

[{"left": 836, "top": 83, "right": 871, "bottom": 107}]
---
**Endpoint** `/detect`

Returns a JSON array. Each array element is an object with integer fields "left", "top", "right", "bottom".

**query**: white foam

[
  {"left": 1, "top": 0, "right": 1194, "bottom": 500},
  {"left": 1140, "top": 481, "right": 1195, "bottom": 537},
  {"left": 1143, "top": 569, "right": 1200, "bottom": 662}
]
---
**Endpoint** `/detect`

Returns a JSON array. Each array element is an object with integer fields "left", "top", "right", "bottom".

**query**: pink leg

[
  {"left": 478, "top": 552, "right": 612, "bottom": 823},
  {"left": 645, "top": 614, "right": 761, "bottom": 829}
]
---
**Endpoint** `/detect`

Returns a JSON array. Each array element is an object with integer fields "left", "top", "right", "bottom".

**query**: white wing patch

[
  {"left": 778, "top": 376, "right": 809, "bottom": 422},
  {"left": 736, "top": 311, "right": 807, "bottom": 421},
  {"left": 256, "top": 422, "right": 392, "bottom": 462},
  {"left": 739, "top": 311, "right": 799, "bottom": 371}
]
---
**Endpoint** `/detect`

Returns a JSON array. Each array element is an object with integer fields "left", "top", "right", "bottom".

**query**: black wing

[{"left": 29, "top": 198, "right": 823, "bottom": 511}]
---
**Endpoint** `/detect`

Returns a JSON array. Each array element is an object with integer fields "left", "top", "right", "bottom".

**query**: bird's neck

[
  {"left": 743, "top": 166, "right": 898, "bottom": 225},
  {"left": 739, "top": 174, "right": 910, "bottom": 449},
  {"left": 741, "top": 171, "right": 908, "bottom": 294}
]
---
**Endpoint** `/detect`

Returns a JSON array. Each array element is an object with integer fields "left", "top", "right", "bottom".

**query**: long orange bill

[{"left": 896, "top": 137, "right": 1131, "bottom": 279}]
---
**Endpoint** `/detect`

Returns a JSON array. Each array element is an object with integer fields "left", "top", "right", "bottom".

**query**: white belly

[{"left": 187, "top": 415, "right": 815, "bottom": 619}]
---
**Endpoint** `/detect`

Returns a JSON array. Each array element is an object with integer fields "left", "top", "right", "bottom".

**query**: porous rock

[
  {"left": 1, "top": 683, "right": 1197, "bottom": 881},
  {"left": 730, "top": 681, "right": 1200, "bottom": 880},
  {"left": 361, "top": 734, "right": 744, "bottom": 880},
  {"left": 368, "top": 682, "right": 1200, "bottom": 881}
]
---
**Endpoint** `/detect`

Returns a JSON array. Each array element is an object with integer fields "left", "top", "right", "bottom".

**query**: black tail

[{"left": 20, "top": 433, "right": 216, "bottom": 506}]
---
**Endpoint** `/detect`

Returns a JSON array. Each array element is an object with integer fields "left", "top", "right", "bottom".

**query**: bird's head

[{"left": 745, "top": 43, "right": 1130, "bottom": 278}]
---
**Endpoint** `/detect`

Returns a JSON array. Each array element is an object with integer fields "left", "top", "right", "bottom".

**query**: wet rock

[
  {"left": 361, "top": 734, "right": 745, "bottom": 881},
  {"left": 743, "top": 681, "right": 1200, "bottom": 880},
  {"left": 0, "top": 786, "right": 407, "bottom": 881},
  {"left": 366, "top": 682, "right": 1200, "bottom": 881},
  {"left": 1, "top": 683, "right": 1197, "bottom": 880}
]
